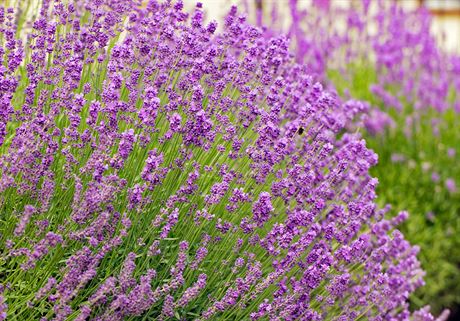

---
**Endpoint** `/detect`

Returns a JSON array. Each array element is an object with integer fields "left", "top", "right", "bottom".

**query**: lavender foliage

[
  {"left": 253, "top": 0, "right": 460, "bottom": 314},
  {"left": 0, "top": 1, "right": 435, "bottom": 320}
]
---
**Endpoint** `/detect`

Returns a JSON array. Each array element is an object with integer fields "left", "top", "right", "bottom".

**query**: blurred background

[{"left": 188, "top": 0, "right": 460, "bottom": 53}]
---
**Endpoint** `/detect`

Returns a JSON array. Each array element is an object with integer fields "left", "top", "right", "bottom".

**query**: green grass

[{"left": 328, "top": 65, "right": 460, "bottom": 314}]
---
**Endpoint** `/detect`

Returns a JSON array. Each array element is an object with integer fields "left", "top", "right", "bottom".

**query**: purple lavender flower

[
  {"left": 14, "top": 205, "right": 36, "bottom": 236},
  {"left": 0, "top": 1, "right": 433, "bottom": 320},
  {"left": 0, "top": 287, "right": 7, "bottom": 321},
  {"left": 445, "top": 178, "right": 457, "bottom": 194}
]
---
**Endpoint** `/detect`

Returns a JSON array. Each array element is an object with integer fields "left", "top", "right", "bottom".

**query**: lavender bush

[
  {"left": 0, "top": 1, "right": 438, "bottom": 320},
  {"left": 254, "top": 0, "right": 460, "bottom": 314}
]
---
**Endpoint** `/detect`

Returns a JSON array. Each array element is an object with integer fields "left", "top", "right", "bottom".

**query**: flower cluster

[
  {"left": 256, "top": 0, "right": 460, "bottom": 314},
  {"left": 260, "top": 0, "right": 459, "bottom": 130},
  {"left": 0, "top": 1, "right": 433, "bottom": 320}
]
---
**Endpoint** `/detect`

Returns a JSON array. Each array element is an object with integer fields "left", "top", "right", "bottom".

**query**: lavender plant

[
  {"left": 255, "top": 0, "right": 460, "bottom": 314},
  {"left": 0, "top": 1, "right": 436, "bottom": 320}
]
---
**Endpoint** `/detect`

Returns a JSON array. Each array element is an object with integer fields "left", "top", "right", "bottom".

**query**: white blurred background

[{"left": 189, "top": 0, "right": 460, "bottom": 53}]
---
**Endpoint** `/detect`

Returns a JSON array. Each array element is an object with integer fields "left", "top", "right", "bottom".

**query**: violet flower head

[
  {"left": 445, "top": 178, "right": 457, "bottom": 194},
  {"left": 0, "top": 287, "right": 7, "bottom": 321},
  {"left": 0, "top": 1, "right": 433, "bottom": 320}
]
